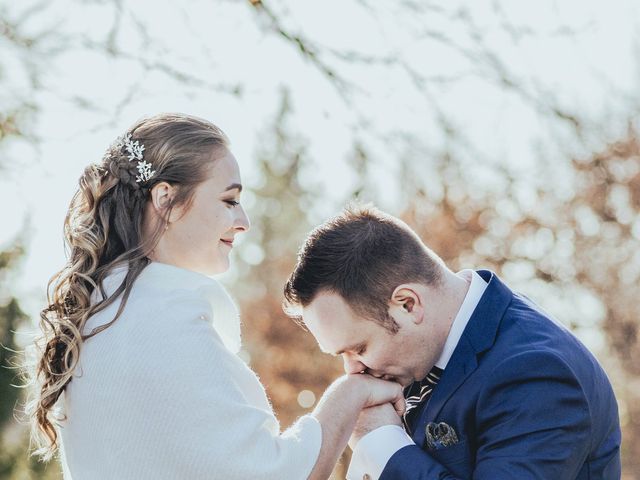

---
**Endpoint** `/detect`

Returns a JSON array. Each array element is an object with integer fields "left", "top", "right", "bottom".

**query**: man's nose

[{"left": 343, "top": 354, "right": 366, "bottom": 375}]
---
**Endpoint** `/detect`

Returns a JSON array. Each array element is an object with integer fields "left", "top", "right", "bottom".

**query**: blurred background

[{"left": 1, "top": 0, "right": 639, "bottom": 478}]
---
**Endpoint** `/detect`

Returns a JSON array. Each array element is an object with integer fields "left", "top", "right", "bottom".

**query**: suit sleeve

[{"left": 380, "top": 350, "right": 591, "bottom": 480}]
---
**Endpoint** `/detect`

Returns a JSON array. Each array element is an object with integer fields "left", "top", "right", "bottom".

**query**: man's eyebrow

[
  {"left": 224, "top": 183, "right": 243, "bottom": 192},
  {"left": 332, "top": 342, "right": 365, "bottom": 356}
]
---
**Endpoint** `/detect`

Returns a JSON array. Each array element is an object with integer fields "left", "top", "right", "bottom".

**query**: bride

[{"left": 26, "top": 113, "right": 404, "bottom": 479}]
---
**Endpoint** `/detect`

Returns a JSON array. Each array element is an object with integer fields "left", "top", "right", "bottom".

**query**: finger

[
  {"left": 393, "top": 396, "right": 406, "bottom": 416},
  {"left": 361, "top": 376, "right": 404, "bottom": 407}
]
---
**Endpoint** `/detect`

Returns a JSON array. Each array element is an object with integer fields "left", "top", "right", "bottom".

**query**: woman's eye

[
  {"left": 357, "top": 345, "right": 367, "bottom": 355},
  {"left": 224, "top": 200, "right": 240, "bottom": 207}
]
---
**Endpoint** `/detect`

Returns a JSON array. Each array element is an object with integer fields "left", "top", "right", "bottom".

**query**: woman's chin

[{"left": 203, "top": 256, "right": 230, "bottom": 276}]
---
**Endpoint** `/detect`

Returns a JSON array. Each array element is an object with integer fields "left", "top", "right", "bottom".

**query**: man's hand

[
  {"left": 309, "top": 376, "right": 405, "bottom": 480},
  {"left": 349, "top": 402, "right": 403, "bottom": 450}
]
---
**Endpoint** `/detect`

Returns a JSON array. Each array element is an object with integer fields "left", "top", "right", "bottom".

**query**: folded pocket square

[{"left": 425, "top": 421, "right": 459, "bottom": 450}]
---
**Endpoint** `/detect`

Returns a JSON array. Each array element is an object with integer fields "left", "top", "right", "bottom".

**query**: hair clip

[{"left": 113, "top": 133, "right": 155, "bottom": 183}]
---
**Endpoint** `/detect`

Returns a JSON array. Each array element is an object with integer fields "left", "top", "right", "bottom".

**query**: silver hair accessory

[{"left": 112, "top": 133, "right": 155, "bottom": 184}]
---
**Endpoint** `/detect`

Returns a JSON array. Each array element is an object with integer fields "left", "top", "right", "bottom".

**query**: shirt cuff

[{"left": 347, "top": 425, "right": 415, "bottom": 480}]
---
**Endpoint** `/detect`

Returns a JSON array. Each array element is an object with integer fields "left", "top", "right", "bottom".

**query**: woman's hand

[
  {"left": 344, "top": 373, "right": 406, "bottom": 417},
  {"left": 308, "top": 374, "right": 405, "bottom": 480}
]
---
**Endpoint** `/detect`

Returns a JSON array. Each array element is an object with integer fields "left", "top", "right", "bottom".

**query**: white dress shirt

[{"left": 347, "top": 269, "right": 488, "bottom": 480}]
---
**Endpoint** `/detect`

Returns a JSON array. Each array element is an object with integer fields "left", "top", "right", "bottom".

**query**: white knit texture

[{"left": 57, "top": 262, "right": 322, "bottom": 479}]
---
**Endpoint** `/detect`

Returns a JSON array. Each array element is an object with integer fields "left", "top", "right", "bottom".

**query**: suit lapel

[
  {"left": 411, "top": 270, "right": 513, "bottom": 446},
  {"left": 412, "top": 335, "right": 478, "bottom": 446}
]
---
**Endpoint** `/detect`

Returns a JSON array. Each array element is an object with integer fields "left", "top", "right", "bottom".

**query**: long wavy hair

[{"left": 24, "top": 113, "right": 229, "bottom": 461}]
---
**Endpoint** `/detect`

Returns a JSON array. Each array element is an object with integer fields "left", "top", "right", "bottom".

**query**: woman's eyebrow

[{"left": 224, "top": 183, "right": 243, "bottom": 192}]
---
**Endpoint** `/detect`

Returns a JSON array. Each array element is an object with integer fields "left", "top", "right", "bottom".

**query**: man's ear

[
  {"left": 389, "top": 284, "right": 425, "bottom": 325},
  {"left": 149, "top": 182, "right": 182, "bottom": 223}
]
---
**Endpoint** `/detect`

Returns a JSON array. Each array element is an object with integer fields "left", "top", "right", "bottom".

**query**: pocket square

[{"left": 425, "top": 421, "right": 459, "bottom": 450}]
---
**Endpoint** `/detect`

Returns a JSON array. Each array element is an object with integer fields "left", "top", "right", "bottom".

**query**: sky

[{"left": 1, "top": 0, "right": 639, "bottom": 335}]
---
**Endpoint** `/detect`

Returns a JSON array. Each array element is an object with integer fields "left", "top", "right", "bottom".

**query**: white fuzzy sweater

[{"left": 58, "top": 262, "right": 321, "bottom": 479}]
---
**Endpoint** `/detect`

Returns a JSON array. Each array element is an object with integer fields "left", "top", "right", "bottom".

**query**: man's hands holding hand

[
  {"left": 345, "top": 373, "right": 406, "bottom": 450},
  {"left": 349, "top": 402, "right": 403, "bottom": 450},
  {"left": 309, "top": 374, "right": 406, "bottom": 480}
]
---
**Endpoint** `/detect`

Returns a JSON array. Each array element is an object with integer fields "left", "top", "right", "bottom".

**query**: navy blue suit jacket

[{"left": 380, "top": 271, "right": 621, "bottom": 480}]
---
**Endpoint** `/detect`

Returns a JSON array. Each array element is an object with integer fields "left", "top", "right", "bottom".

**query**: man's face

[{"left": 303, "top": 290, "right": 443, "bottom": 387}]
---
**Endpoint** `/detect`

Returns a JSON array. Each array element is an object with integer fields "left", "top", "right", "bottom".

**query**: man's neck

[
  {"left": 434, "top": 269, "right": 491, "bottom": 370},
  {"left": 441, "top": 270, "right": 473, "bottom": 338}
]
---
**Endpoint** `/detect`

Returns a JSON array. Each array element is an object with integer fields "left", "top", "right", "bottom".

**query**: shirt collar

[{"left": 434, "top": 269, "right": 488, "bottom": 370}]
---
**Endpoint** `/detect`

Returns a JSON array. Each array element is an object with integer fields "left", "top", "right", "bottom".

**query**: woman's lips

[{"left": 220, "top": 239, "right": 234, "bottom": 247}]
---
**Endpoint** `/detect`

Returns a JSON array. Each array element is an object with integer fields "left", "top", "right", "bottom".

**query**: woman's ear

[
  {"left": 389, "top": 284, "right": 425, "bottom": 325},
  {"left": 150, "top": 182, "right": 181, "bottom": 223}
]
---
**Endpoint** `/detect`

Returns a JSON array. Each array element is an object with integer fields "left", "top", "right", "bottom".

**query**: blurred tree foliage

[
  {"left": 1, "top": 1, "right": 638, "bottom": 479},
  {"left": 0, "top": 247, "right": 61, "bottom": 479}
]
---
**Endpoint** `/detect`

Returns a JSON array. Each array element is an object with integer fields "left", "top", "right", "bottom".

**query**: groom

[{"left": 283, "top": 205, "right": 621, "bottom": 479}]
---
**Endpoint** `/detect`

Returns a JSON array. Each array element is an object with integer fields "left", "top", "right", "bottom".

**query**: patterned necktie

[{"left": 403, "top": 366, "right": 444, "bottom": 434}]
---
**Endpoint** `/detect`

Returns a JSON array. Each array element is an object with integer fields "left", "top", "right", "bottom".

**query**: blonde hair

[{"left": 25, "top": 113, "right": 229, "bottom": 460}]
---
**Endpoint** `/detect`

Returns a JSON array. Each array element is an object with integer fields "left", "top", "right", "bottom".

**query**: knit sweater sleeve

[{"left": 120, "top": 290, "right": 322, "bottom": 480}]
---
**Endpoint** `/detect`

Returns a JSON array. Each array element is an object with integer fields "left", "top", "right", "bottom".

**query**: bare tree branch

[{"left": 246, "top": 0, "right": 357, "bottom": 103}]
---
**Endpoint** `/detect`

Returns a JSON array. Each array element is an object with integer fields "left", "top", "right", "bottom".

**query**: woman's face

[{"left": 152, "top": 149, "right": 250, "bottom": 275}]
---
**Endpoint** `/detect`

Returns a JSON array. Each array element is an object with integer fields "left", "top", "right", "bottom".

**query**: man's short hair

[{"left": 283, "top": 204, "right": 445, "bottom": 332}]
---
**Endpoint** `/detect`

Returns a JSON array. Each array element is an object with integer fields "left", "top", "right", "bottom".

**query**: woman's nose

[{"left": 234, "top": 205, "right": 250, "bottom": 232}]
